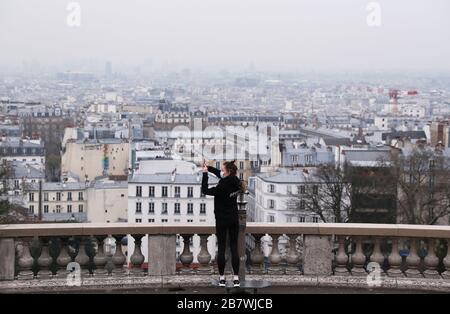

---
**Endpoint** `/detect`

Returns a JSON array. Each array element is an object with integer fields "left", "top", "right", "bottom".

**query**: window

[
  {"left": 29, "top": 193, "right": 34, "bottom": 202},
  {"left": 44, "top": 192, "right": 49, "bottom": 201},
  {"left": 29, "top": 205, "right": 34, "bottom": 214},
  {"left": 187, "top": 187, "right": 193, "bottom": 198},
  {"left": 174, "top": 203, "right": 180, "bottom": 214},
  {"left": 148, "top": 202, "right": 154, "bottom": 214},
  {"left": 135, "top": 218, "right": 142, "bottom": 223},
  {"left": 136, "top": 186, "right": 142, "bottom": 197},
  {"left": 67, "top": 192, "right": 72, "bottom": 201},
  {"left": 299, "top": 216, "right": 306, "bottom": 223},
  {"left": 268, "top": 199, "right": 275, "bottom": 209},
  {"left": 56, "top": 192, "right": 61, "bottom": 201},
  {"left": 268, "top": 184, "right": 275, "bottom": 193},
  {"left": 148, "top": 218, "right": 155, "bottom": 223},
  {"left": 14, "top": 180, "right": 19, "bottom": 189},
  {"left": 187, "top": 203, "right": 194, "bottom": 215},
  {"left": 187, "top": 219, "right": 193, "bottom": 223},
  {"left": 162, "top": 203, "right": 168, "bottom": 214},
  {"left": 239, "top": 161, "right": 244, "bottom": 169},
  {"left": 216, "top": 161, "right": 220, "bottom": 169},
  {"left": 200, "top": 203, "right": 206, "bottom": 215},
  {"left": 162, "top": 186, "right": 168, "bottom": 197},
  {"left": 56, "top": 205, "right": 61, "bottom": 213},
  {"left": 287, "top": 216, "right": 292, "bottom": 223},
  {"left": 161, "top": 218, "right": 168, "bottom": 223},
  {"left": 300, "top": 200, "right": 306, "bottom": 210},
  {"left": 312, "top": 217, "right": 319, "bottom": 223},
  {"left": 78, "top": 192, "right": 83, "bottom": 201},
  {"left": 305, "top": 154, "right": 313, "bottom": 164},
  {"left": 66, "top": 205, "right": 72, "bottom": 213},
  {"left": 268, "top": 215, "right": 275, "bottom": 223},
  {"left": 44, "top": 205, "right": 49, "bottom": 213},
  {"left": 312, "top": 185, "right": 319, "bottom": 195},
  {"left": 149, "top": 186, "right": 155, "bottom": 197},
  {"left": 174, "top": 186, "right": 180, "bottom": 198},
  {"left": 136, "top": 202, "right": 142, "bottom": 214},
  {"left": 239, "top": 173, "right": 243, "bottom": 180},
  {"left": 299, "top": 185, "right": 306, "bottom": 194},
  {"left": 78, "top": 204, "right": 84, "bottom": 213}
]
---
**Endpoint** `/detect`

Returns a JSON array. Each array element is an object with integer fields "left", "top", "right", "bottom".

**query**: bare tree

[
  {"left": 392, "top": 148, "right": 450, "bottom": 225},
  {"left": 0, "top": 161, "right": 16, "bottom": 221},
  {"left": 287, "top": 165, "right": 352, "bottom": 223},
  {"left": 288, "top": 160, "right": 397, "bottom": 223}
]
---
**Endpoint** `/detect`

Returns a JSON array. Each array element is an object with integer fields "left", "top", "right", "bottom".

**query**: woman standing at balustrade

[{"left": 201, "top": 160, "right": 242, "bottom": 287}]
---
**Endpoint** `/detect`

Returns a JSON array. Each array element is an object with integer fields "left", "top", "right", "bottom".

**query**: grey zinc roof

[
  {"left": 11, "top": 162, "right": 45, "bottom": 179},
  {"left": 41, "top": 182, "right": 86, "bottom": 191},
  {"left": 0, "top": 140, "right": 44, "bottom": 148},
  {"left": 322, "top": 138, "right": 351, "bottom": 146},
  {"left": 91, "top": 180, "right": 128, "bottom": 189},
  {"left": 257, "top": 170, "right": 316, "bottom": 183},
  {"left": 343, "top": 150, "right": 391, "bottom": 162}
]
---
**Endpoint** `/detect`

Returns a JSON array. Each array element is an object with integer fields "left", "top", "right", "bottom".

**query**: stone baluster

[
  {"left": 130, "top": 234, "right": 145, "bottom": 276},
  {"left": 17, "top": 237, "right": 34, "bottom": 280},
  {"left": 104, "top": 236, "right": 115, "bottom": 275},
  {"left": 196, "top": 234, "right": 212, "bottom": 274},
  {"left": 423, "top": 239, "right": 440, "bottom": 278},
  {"left": 36, "top": 237, "right": 53, "bottom": 279},
  {"left": 405, "top": 238, "right": 422, "bottom": 278},
  {"left": 334, "top": 236, "right": 349, "bottom": 276},
  {"left": 67, "top": 237, "right": 78, "bottom": 262},
  {"left": 111, "top": 235, "right": 127, "bottom": 276},
  {"left": 179, "top": 234, "right": 194, "bottom": 273},
  {"left": 250, "top": 234, "right": 265, "bottom": 274},
  {"left": 387, "top": 238, "right": 403, "bottom": 277},
  {"left": 75, "top": 237, "right": 91, "bottom": 276},
  {"left": 350, "top": 237, "right": 367, "bottom": 276},
  {"left": 56, "top": 237, "right": 72, "bottom": 278},
  {"left": 268, "top": 234, "right": 282, "bottom": 274},
  {"left": 442, "top": 239, "right": 450, "bottom": 279},
  {"left": 286, "top": 235, "right": 300, "bottom": 274},
  {"left": 93, "top": 235, "right": 108, "bottom": 277},
  {"left": 369, "top": 237, "right": 385, "bottom": 273}
]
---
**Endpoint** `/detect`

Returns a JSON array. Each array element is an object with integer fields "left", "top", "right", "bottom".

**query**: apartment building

[
  {"left": 61, "top": 138, "right": 130, "bottom": 181},
  {"left": 249, "top": 169, "right": 328, "bottom": 224},
  {"left": 26, "top": 182, "right": 88, "bottom": 222}
]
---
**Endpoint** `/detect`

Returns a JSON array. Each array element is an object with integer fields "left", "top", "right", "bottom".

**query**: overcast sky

[{"left": 1, "top": 0, "right": 449, "bottom": 72}]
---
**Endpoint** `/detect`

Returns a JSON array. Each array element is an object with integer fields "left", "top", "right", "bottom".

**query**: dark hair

[{"left": 223, "top": 160, "right": 238, "bottom": 177}]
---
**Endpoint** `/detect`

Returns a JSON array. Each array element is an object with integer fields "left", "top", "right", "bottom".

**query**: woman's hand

[{"left": 202, "top": 163, "right": 208, "bottom": 173}]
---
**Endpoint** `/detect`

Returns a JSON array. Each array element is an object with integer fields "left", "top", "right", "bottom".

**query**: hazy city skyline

[{"left": 1, "top": 0, "right": 450, "bottom": 72}]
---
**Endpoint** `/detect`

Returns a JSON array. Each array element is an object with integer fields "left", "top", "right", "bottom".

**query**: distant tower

[
  {"left": 389, "top": 89, "right": 399, "bottom": 115},
  {"left": 105, "top": 61, "right": 112, "bottom": 78}
]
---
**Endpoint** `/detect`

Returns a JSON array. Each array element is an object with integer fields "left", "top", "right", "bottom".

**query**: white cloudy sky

[{"left": 0, "top": 0, "right": 449, "bottom": 71}]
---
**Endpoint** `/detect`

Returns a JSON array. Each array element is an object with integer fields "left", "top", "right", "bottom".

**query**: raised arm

[
  {"left": 207, "top": 165, "right": 222, "bottom": 178},
  {"left": 202, "top": 172, "right": 223, "bottom": 196}
]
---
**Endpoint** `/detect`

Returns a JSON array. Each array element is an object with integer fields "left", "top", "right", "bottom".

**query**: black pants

[{"left": 216, "top": 217, "right": 239, "bottom": 276}]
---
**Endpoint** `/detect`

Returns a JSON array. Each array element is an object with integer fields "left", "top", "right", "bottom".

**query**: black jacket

[{"left": 201, "top": 166, "right": 241, "bottom": 220}]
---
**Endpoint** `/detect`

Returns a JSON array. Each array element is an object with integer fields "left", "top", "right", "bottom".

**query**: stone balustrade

[{"left": 1, "top": 223, "right": 450, "bottom": 291}]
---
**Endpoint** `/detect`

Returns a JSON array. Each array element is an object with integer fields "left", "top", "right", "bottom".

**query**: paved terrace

[{"left": 1, "top": 223, "right": 450, "bottom": 293}]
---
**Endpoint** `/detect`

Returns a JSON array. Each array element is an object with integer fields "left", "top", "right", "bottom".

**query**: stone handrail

[{"left": 1, "top": 222, "right": 450, "bottom": 238}]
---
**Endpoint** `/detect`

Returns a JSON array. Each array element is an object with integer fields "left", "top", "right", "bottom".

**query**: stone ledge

[{"left": 1, "top": 275, "right": 450, "bottom": 293}]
